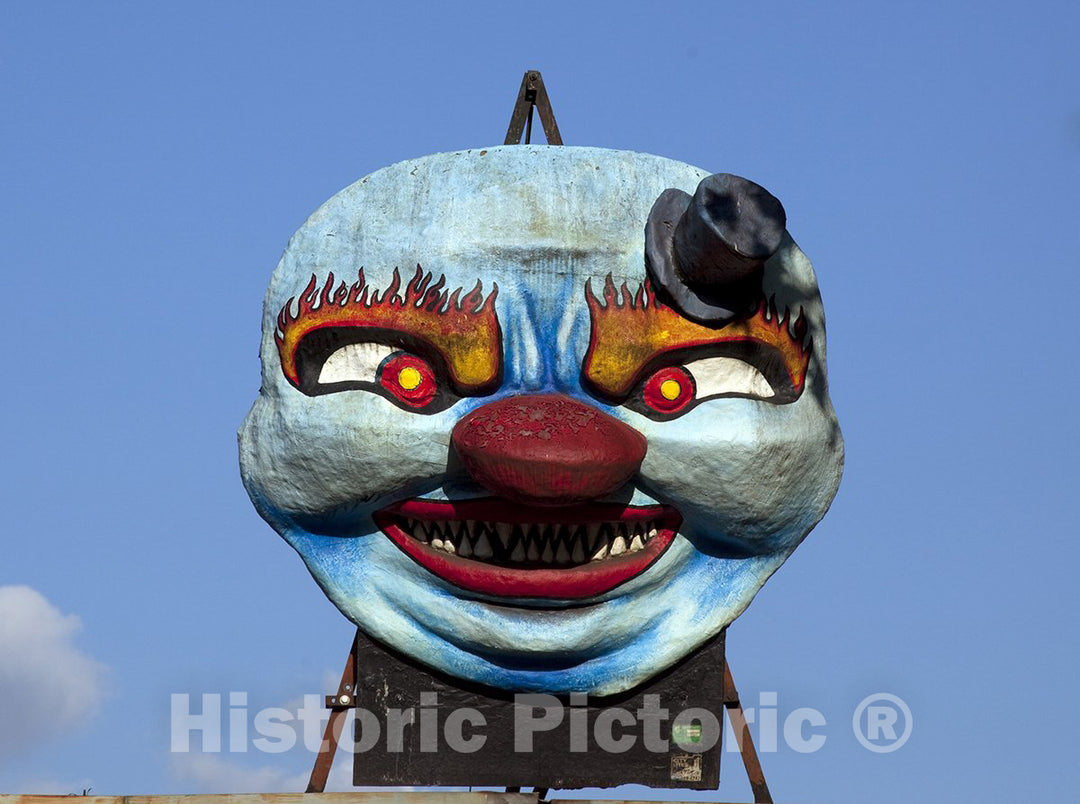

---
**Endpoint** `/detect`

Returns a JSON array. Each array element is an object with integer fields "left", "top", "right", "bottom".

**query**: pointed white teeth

[
  {"left": 496, "top": 523, "right": 513, "bottom": 549},
  {"left": 401, "top": 517, "right": 662, "bottom": 566}
]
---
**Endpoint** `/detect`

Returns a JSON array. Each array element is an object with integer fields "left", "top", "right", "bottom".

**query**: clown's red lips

[{"left": 374, "top": 498, "right": 680, "bottom": 599}]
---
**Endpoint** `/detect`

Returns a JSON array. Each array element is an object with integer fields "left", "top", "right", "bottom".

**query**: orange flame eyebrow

[
  {"left": 582, "top": 276, "right": 811, "bottom": 400},
  {"left": 275, "top": 266, "right": 500, "bottom": 393}
]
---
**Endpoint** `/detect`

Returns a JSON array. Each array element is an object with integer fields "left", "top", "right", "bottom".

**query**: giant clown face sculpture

[{"left": 239, "top": 146, "right": 843, "bottom": 696}]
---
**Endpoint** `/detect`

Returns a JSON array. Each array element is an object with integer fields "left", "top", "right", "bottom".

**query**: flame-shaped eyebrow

[
  {"left": 583, "top": 276, "right": 811, "bottom": 399},
  {"left": 275, "top": 267, "right": 500, "bottom": 393}
]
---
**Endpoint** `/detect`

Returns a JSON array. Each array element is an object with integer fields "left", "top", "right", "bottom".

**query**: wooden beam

[
  {"left": 0, "top": 794, "right": 537, "bottom": 804},
  {"left": 0, "top": 797, "right": 759, "bottom": 804}
]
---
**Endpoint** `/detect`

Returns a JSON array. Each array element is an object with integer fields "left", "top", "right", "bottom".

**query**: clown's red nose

[{"left": 451, "top": 394, "right": 647, "bottom": 506}]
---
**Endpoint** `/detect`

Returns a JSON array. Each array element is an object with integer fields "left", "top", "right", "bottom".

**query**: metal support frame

[
  {"left": 307, "top": 631, "right": 773, "bottom": 801},
  {"left": 306, "top": 632, "right": 359, "bottom": 793},
  {"left": 504, "top": 70, "right": 562, "bottom": 145},
  {"left": 723, "top": 660, "right": 773, "bottom": 803}
]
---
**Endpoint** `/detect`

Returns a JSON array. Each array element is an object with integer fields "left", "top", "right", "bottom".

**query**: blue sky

[{"left": 2, "top": 1, "right": 1078, "bottom": 801}]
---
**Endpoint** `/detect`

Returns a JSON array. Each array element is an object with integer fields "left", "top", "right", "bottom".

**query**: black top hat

[{"left": 645, "top": 173, "right": 787, "bottom": 326}]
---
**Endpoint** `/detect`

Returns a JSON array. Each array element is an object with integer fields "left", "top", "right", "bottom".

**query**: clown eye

[
  {"left": 378, "top": 353, "right": 437, "bottom": 408},
  {"left": 292, "top": 329, "right": 451, "bottom": 411},
  {"left": 317, "top": 343, "right": 437, "bottom": 408},
  {"left": 313, "top": 343, "right": 440, "bottom": 409},
  {"left": 634, "top": 355, "right": 779, "bottom": 418},
  {"left": 643, "top": 366, "right": 695, "bottom": 414}
]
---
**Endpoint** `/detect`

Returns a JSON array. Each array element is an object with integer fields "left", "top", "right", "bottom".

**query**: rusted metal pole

[
  {"left": 530, "top": 74, "right": 561, "bottom": 145},
  {"left": 723, "top": 660, "right": 773, "bottom": 804},
  {"left": 306, "top": 631, "right": 360, "bottom": 793}
]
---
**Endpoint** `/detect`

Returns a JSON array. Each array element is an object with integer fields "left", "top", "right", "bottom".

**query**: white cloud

[{"left": 0, "top": 585, "right": 107, "bottom": 754}]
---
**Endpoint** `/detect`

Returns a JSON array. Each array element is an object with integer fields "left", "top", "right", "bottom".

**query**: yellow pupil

[
  {"left": 659, "top": 379, "right": 682, "bottom": 400},
  {"left": 397, "top": 366, "right": 422, "bottom": 391}
]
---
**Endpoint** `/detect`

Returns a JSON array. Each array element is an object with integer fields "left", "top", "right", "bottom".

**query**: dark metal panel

[{"left": 350, "top": 629, "right": 726, "bottom": 790}]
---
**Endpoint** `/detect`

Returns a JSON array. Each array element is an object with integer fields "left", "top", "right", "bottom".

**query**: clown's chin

[{"left": 374, "top": 498, "right": 681, "bottom": 600}]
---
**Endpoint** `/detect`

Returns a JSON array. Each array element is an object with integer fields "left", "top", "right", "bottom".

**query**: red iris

[
  {"left": 642, "top": 366, "right": 694, "bottom": 414},
  {"left": 379, "top": 353, "right": 437, "bottom": 408}
]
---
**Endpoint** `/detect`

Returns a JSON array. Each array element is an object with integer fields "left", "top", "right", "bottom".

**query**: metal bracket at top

[{"left": 504, "top": 70, "right": 563, "bottom": 146}]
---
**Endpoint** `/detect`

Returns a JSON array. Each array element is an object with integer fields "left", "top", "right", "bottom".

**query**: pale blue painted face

[{"left": 239, "top": 146, "right": 843, "bottom": 695}]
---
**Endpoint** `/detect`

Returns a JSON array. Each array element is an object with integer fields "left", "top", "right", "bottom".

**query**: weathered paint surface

[{"left": 238, "top": 146, "right": 843, "bottom": 695}]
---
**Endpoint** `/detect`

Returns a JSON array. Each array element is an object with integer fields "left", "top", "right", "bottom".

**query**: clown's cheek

[
  {"left": 240, "top": 394, "right": 452, "bottom": 521},
  {"left": 636, "top": 408, "right": 840, "bottom": 553}
]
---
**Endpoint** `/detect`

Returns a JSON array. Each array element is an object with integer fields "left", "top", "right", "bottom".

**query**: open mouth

[{"left": 374, "top": 498, "right": 681, "bottom": 599}]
